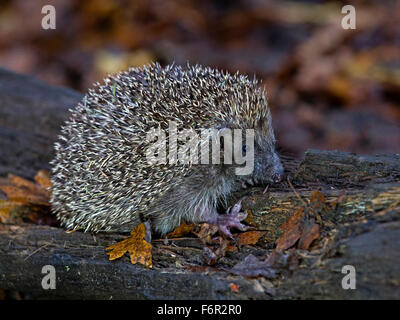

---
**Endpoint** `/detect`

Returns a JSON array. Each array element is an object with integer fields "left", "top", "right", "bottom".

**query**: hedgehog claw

[{"left": 215, "top": 200, "right": 250, "bottom": 239}]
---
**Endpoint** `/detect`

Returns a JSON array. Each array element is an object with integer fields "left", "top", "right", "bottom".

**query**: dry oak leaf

[{"left": 106, "top": 223, "right": 152, "bottom": 268}]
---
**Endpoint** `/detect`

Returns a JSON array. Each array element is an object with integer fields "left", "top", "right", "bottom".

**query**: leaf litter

[{"left": 0, "top": 171, "right": 56, "bottom": 226}]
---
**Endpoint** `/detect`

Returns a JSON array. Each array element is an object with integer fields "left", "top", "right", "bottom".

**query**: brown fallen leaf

[
  {"left": 196, "top": 225, "right": 264, "bottom": 260},
  {"left": 106, "top": 223, "right": 152, "bottom": 268},
  {"left": 0, "top": 185, "right": 49, "bottom": 205},
  {"left": 298, "top": 221, "right": 320, "bottom": 250},
  {"left": 203, "top": 236, "right": 234, "bottom": 265},
  {"left": 235, "top": 230, "right": 266, "bottom": 246},
  {"left": 225, "top": 245, "right": 239, "bottom": 253},
  {"left": 280, "top": 207, "right": 304, "bottom": 232},
  {"left": 34, "top": 170, "right": 52, "bottom": 192},
  {"left": 193, "top": 223, "right": 219, "bottom": 244},
  {"left": 0, "top": 173, "right": 51, "bottom": 206},
  {"left": 9, "top": 174, "right": 42, "bottom": 193},
  {"left": 166, "top": 221, "right": 195, "bottom": 238},
  {"left": 275, "top": 208, "right": 304, "bottom": 251},
  {"left": 0, "top": 171, "right": 54, "bottom": 225},
  {"left": 275, "top": 206, "right": 320, "bottom": 251}
]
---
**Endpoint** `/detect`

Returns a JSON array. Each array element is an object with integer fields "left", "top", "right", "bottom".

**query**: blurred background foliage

[{"left": 0, "top": 0, "right": 399, "bottom": 156}]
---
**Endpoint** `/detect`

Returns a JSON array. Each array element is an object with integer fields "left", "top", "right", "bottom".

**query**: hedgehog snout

[
  {"left": 272, "top": 171, "right": 283, "bottom": 183},
  {"left": 265, "top": 151, "right": 284, "bottom": 184}
]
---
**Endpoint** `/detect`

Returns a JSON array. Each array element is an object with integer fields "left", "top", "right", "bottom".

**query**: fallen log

[
  {"left": 0, "top": 67, "right": 82, "bottom": 179},
  {"left": 0, "top": 68, "right": 399, "bottom": 299}
]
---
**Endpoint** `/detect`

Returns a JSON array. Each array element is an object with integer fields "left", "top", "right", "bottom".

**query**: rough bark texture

[
  {"left": 0, "top": 68, "right": 399, "bottom": 299},
  {"left": 0, "top": 67, "right": 82, "bottom": 178}
]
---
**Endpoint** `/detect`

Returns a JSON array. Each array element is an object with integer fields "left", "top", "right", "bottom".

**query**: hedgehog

[{"left": 50, "top": 63, "right": 284, "bottom": 238}]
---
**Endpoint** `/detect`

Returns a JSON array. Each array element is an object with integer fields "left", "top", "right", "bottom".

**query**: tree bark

[{"left": 0, "top": 67, "right": 82, "bottom": 179}]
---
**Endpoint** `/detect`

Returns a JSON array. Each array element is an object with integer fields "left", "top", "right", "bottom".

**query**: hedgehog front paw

[{"left": 215, "top": 200, "right": 251, "bottom": 239}]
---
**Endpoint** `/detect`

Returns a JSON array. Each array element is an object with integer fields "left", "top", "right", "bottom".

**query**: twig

[
  {"left": 287, "top": 177, "right": 308, "bottom": 207},
  {"left": 24, "top": 243, "right": 51, "bottom": 261},
  {"left": 156, "top": 245, "right": 202, "bottom": 252}
]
